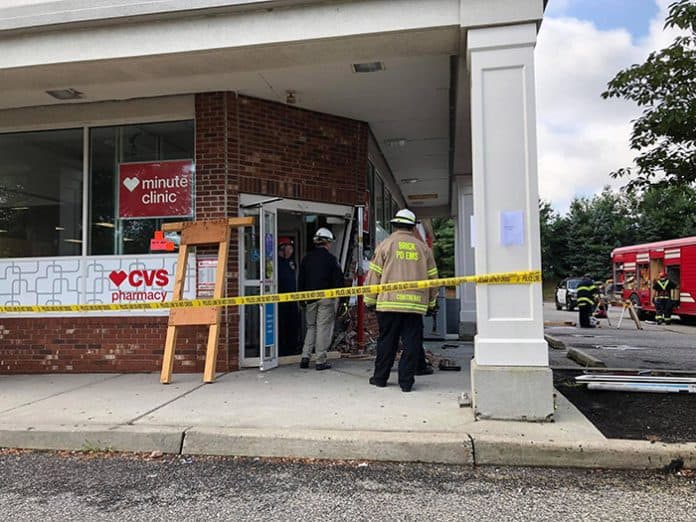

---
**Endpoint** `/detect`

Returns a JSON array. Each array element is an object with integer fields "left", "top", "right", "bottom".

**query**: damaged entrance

[{"left": 239, "top": 195, "right": 354, "bottom": 369}]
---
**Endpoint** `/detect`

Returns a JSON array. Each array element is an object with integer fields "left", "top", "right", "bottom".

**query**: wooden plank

[
  {"left": 160, "top": 246, "right": 189, "bottom": 384},
  {"left": 628, "top": 304, "right": 643, "bottom": 330},
  {"left": 162, "top": 217, "right": 254, "bottom": 233},
  {"left": 203, "top": 322, "right": 222, "bottom": 383},
  {"left": 181, "top": 219, "right": 229, "bottom": 245},
  {"left": 203, "top": 234, "right": 230, "bottom": 383},
  {"left": 160, "top": 325, "right": 178, "bottom": 384},
  {"left": 169, "top": 306, "right": 220, "bottom": 326}
]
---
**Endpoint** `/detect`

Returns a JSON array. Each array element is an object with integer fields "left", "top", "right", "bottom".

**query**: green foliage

[
  {"left": 539, "top": 200, "right": 569, "bottom": 280},
  {"left": 601, "top": 0, "right": 696, "bottom": 190},
  {"left": 432, "top": 217, "right": 455, "bottom": 278},
  {"left": 540, "top": 185, "right": 696, "bottom": 282},
  {"left": 628, "top": 184, "right": 696, "bottom": 241}
]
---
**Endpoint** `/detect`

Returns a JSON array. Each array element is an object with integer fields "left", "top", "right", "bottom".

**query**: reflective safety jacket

[
  {"left": 576, "top": 276, "right": 598, "bottom": 307},
  {"left": 653, "top": 277, "right": 676, "bottom": 300},
  {"left": 364, "top": 229, "right": 438, "bottom": 314}
]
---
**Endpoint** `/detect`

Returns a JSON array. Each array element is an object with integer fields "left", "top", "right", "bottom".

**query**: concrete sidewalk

[{"left": 1, "top": 344, "right": 694, "bottom": 470}]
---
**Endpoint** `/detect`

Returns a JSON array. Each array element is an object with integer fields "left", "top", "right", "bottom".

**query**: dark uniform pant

[
  {"left": 373, "top": 312, "right": 422, "bottom": 389},
  {"left": 578, "top": 303, "right": 593, "bottom": 328},
  {"left": 655, "top": 298, "right": 673, "bottom": 324}
]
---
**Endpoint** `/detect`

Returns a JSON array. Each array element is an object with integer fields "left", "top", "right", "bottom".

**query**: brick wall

[
  {"left": 0, "top": 318, "right": 208, "bottom": 373},
  {"left": 0, "top": 92, "right": 369, "bottom": 374}
]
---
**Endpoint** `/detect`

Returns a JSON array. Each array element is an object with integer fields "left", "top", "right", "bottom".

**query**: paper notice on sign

[
  {"left": 197, "top": 256, "right": 218, "bottom": 298},
  {"left": 500, "top": 211, "right": 524, "bottom": 246}
]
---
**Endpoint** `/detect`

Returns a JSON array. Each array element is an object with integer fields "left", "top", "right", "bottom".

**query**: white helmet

[
  {"left": 313, "top": 227, "right": 335, "bottom": 243},
  {"left": 390, "top": 208, "right": 417, "bottom": 226}
]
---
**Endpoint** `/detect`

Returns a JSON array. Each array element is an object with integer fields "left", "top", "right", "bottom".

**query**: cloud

[{"left": 535, "top": 0, "right": 682, "bottom": 214}]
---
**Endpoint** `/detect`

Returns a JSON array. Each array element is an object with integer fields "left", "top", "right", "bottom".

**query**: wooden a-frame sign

[{"left": 159, "top": 217, "right": 254, "bottom": 384}]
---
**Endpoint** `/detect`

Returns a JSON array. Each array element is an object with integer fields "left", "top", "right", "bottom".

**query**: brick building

[{"left": 0, "top": 0, "right": 553, "bottom": 421}]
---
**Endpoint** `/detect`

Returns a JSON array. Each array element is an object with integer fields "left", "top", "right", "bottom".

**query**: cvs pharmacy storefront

[{"left": 0, "top": 93, "right": 404, "bottom": 374}]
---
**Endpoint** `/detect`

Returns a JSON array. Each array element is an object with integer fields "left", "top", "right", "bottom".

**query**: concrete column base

[
  {"left": 471, "top": 360, "right": 554, "bottom": 422},
  {"left": 459, "top": 321, "right": 477, "bottom": 341}
]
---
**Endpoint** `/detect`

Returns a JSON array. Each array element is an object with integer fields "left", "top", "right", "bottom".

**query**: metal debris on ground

[
  {"left": 576, "top": 374, "right": 696, "bottom": 394},
  {"left": 458, "top": 392, "right": 472, "bottom": 407}
]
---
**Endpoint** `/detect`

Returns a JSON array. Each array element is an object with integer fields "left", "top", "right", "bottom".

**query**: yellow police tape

[{"left": 0, "top": 270, "right": 541, "bottom": 313}]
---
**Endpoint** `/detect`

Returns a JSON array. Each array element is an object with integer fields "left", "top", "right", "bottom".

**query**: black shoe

[
  {"left": 400, "top": 385, "right": 413, "bottom": 393},
  {"left": 415, "top": 365, "right": 434, "bottom": 376},
  {"left": 315, "top": 362, "right": 332, "bottom": 371},
  {"left": 300, "top": 358, "right": 309, "bottom": 369},
  {"left": 369, "top": 377, "right": 386, "bottom": 388}
]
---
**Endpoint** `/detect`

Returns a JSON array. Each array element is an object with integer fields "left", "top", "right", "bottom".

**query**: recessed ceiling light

[
  {"left": 385, "top": 138, "right": 408, "bottom": 148},
  {"left": 46, "top": 88, "right": 83, "bottom": 100},
  {"left": 94, "top": 222, "right": 115, "bottom": 228},
  {"left": 64, "top": 239, "right": 83, "bottom": 244},
  {"left": 401, "top": 178, "right": 422, "bottom": 184},
  {"left": 407, "top": 193, "right": 438, "bottom": 200},
  {"left": 55, "top": 226, "right": 65, "bottom": 231},
  {"left": 352, "top": 61, "right": 384, "bottom": 73}
]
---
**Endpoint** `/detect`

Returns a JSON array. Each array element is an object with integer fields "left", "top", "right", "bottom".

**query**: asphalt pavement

[
  {"left": 544, "top": 302, "right": 696, "bottom": 371},
  {"left": 1, "top": 450, "right": 694, "bottom": 521}
]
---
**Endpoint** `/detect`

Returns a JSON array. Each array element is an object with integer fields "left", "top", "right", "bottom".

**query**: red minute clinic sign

[{"left": 119, "top": 160, "right": 194, "bottom": 219}]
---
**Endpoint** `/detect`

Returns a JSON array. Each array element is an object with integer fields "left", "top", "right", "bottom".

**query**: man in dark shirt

[
  {"left": 297, "top": 227, "right": 344, "bottom": 370},
  {"left": 278, "top": 237, "right": 300, "bottom": 356}
]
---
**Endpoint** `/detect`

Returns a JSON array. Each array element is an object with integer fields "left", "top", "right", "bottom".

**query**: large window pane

[
  {"left": 0, "top": 128, "right": 83, "bottom": 258},
  {"left": 89, "top": 120, "right": 194, "bottom": 255}
]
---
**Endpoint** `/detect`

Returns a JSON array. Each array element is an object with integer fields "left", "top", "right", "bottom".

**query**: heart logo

[
  {"left": 123, "top": 177, "right": 140, "bottom": 192},
  {"left": 109, "top": 270, "right": 127, "bottom": 287}
]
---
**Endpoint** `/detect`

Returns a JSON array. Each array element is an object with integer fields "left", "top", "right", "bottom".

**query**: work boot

[
  {"left": 369, "top": 377, "right": 386, "bottom": 388},
  {"left": 300, "top": 358, "right": 309, "bottom": 369},
  {"left": 315, "top": 362, "right": 332, "bottom": 371},
  {"left": 400, "top": 385, "right": 413, "bottom": 393},
  {"left": 415, "top": 364, "right": 434, "bottom": 376}
]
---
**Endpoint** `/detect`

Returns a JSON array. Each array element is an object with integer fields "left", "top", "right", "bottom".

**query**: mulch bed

[{"left": 554, "top": 370, "right": 696, "bottom": 443}]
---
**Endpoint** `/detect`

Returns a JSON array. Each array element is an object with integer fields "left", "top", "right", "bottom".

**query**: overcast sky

[{"left": 535, "top": 0, "right": 681, "bottom": 214}]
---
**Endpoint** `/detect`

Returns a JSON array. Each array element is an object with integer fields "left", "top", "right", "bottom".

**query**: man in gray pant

[{"left": 298, "top": 227, "right": 345, "bottom": 370}]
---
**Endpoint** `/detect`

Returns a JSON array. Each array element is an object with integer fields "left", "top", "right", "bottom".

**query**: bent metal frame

[{"left": 159, "top": 217, "right": 254, "bottom": 384}]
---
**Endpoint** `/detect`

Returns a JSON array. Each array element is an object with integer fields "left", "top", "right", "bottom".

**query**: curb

[
  {"left": 566, "top": 347, "right": 607, "bottom": 368},
  {"left": 2, "top": 425, "right": 695, "bottom": 470},
  {"left": 182, "top": 428, "right": 473, "bottom": 465},
  {"left": 544, "top": 334, "right": 566, "bottom": 350},
  {"left": 471, "top": 433, "right": 696, "bottom": 470},
  {"left": 0, "top": 425, "right": 184, "bottom": 453}
]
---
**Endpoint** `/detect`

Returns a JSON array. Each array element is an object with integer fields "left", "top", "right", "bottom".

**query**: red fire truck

[{"left": 611, "top": 237, "right": 696, "bottom": 320}]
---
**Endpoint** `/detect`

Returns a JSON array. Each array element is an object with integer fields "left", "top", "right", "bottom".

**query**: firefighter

[
  {"left": 298, "top": 227, "right": 344, "bottom": 370},
  {"left": 576, "top": 274, "right": 598, "bottom": 328},
  {"left": 364, "top": 209, "right": 439, "bottom": 392},
  {"left": 653, "top": 271, "right": 676, "bottom": 325}
]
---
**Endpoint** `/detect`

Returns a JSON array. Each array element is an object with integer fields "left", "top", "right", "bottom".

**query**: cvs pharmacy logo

[
  {"left": 109, "top": 269, "right": 169, "bottom": 287},
  {"left": 109, "top": 269, "right": 170, "bottom": 303}
]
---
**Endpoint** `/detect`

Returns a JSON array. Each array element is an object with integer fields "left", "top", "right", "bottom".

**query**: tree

[
  {"left": 431, "top": 217, "right": 455, "bottom": 278},
  {"left": 539, "top": 200, "right": 569, "bottom": 281},
  {"left": 564, "top": 188, "right": 636, "bottom": 279},
  {"left": 601, "top": 0, "right": 696, "bottom": 190},
  {"left": 627, "top": 183, "right": 696, "bottom": 241}
]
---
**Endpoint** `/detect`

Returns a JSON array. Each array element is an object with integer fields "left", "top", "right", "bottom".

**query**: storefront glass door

[{"left": 240, "top": 205, "right": 278, "bottom": 370}]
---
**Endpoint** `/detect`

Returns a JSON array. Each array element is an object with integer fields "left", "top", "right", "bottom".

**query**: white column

[
  {"left": 468, "top": 23, "right": 553, "bottom": 421},
  {"left": 455, "top": 175, "right": 476, "bottom": 339}
]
